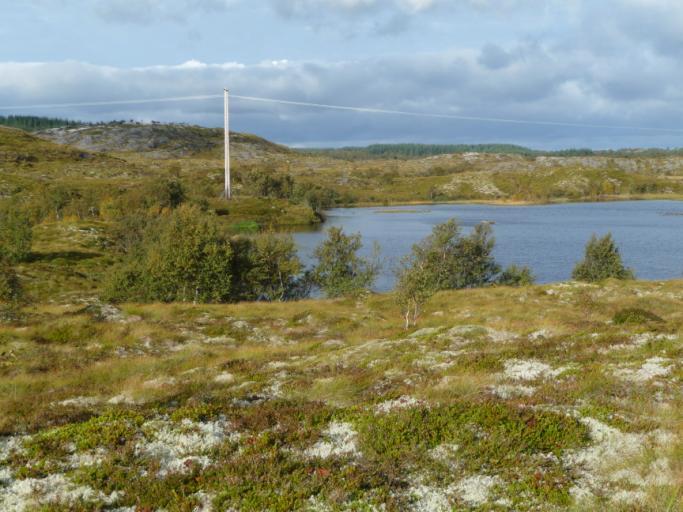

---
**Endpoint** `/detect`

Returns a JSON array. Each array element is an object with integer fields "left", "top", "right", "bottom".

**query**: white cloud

[
  {"left": 36, "top": 0, "right": 241, "bottom": 24},
  {"left": 2, "top": 40, "right": 683, "bottom": 149}
]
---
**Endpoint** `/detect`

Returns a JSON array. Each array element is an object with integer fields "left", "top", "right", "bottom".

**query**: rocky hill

[
  {"left": 37, "top": 123, "right": 291, "bottom": 160},
  {"left": 0, "top": 126, "right": 91, "bottom": 164}
]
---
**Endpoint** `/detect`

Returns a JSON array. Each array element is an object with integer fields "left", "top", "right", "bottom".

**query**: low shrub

[{"left": 612, "top": 307, "right": 664, "bottom": 325}]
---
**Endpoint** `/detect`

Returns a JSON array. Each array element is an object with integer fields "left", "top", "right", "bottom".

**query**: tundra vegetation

[{"left": 0, "top": 121, "right": 680, "bottom": 511}]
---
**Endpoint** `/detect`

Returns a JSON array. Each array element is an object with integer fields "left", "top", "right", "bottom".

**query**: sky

[{"left": 2, "top": 0, "right": 683, "bottom": 149}]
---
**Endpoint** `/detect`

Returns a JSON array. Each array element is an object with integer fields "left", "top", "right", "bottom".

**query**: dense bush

[
  {"left": 572, "top": 234, "right": 634, "bottom": 282},
  {"left": 312, "top": 227, "right": 379, "bottom": 298},
  {"left": 612, "top": 307, "right": 663, "bottom": 325},
  {"left": 104, "top": 207, "right": 305, "bottom": 304},
  {"left": 0, "top": 208, "right": 33, "bottom": 264},
  {"left": 497, "top": 265, "right": 536, "bottom": 287},
  {"left": 243, "top": 232, "right": 307, "bottom": 301},
  {"left": 104, "top": 205, "right": 234, "bottom": 303},
  {"left": 243, "top": 168, "right": 294, "bottom": 199},
  {"left": 0, "top": 265, "right": 22, "bottom": 304}
]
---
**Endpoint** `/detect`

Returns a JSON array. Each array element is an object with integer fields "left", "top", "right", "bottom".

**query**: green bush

[
  {"left": 0, "top": 265, "right": 22, "bottom": 303},
  {"left": 104, "top": 205, "right": 233, "bottom": 303},
  {"left": 244, "top": 232, "right": 304, "bottom": 301},
  {"left": 572, "top": 233, "right": 634, "bottom": 282},
  {"left": 105, "top": 209, "right": 308, "bottom": 304},
  {"left": 394, "top": 219, "right": 533, "bottom": 326},
  {"left": 0, "top": 208, "right": 33, "bottom": 264},
  {"left": 243, "top": 168, "right": 294, "bottom": 199},
  {"left": 312, "top": 227, "right": 379, "bottom": 298},
  {"left": 612, "top": 307, "right": 663, "bottom": 325},
  {"left": 497, "top": 264, "right": 536, "bottom": 286}
]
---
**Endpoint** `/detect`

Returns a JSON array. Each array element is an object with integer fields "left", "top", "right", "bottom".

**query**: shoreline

[{"left": 342, "top": 193, "right": 683, "bottom": 209}]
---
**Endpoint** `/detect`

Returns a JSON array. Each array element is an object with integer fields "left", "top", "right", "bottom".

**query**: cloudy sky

[{"left": 2, "top": 0, "right": 683, "bottom": 148}]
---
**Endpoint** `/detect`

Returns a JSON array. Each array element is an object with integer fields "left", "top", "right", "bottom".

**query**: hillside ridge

[{"left": 37, "top": 122, "right": 291, "bottom": 160}]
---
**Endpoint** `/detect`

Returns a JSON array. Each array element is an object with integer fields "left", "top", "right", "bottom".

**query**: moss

[
  {"left": 25, "top": 409, "right": 145, "bottom": 454},
  {"left": 612, "top": 307, "right": 664, "bottom": 325},
  {"left": 355, "top": 402, "right": 589, "bottom": 464}
]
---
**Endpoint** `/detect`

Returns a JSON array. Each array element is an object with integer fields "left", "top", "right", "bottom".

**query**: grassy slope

[
  {"left": 31, "top": 123, "right": 683, "bottom": 206},
  {"left": 0, "top": 126, "right": 318, "bottom": 231},
  {"left": 0, "top": 281, "right": 680, "bottom": 510}
]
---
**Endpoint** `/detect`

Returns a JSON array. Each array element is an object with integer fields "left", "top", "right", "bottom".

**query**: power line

[
  {"left": 1, "top": 92, "right": 683, "bottom": 133},
  {"left": 0, "top": 94, "right": 223, "bottom": 110}
]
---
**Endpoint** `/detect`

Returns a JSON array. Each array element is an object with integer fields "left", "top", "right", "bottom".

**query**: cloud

[
  {"left": 271, "top": 0, "right": 534, "bottom": 17},
  {"left": 83, "top": 0, "right": 238, "bottom": 25},
  {"left": 2, "top": 42, "right": 683, "bottom": 149}
]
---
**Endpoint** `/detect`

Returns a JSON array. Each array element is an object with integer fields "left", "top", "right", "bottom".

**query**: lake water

[{"left": 293, "top": 200, "right": 683, "bottom": 291}]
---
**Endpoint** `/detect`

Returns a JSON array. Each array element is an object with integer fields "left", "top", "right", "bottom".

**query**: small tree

[
  {"left": 246, "top": 232, "right": 303, "bottom": 301},
  {"left": 497, "top": 265, "right": 535, "bottom": 287},
  {"left": 393, "top": 218, "right": 533, "bottom": 327},
  {"left": 404, "top": 219, "right": 500, "bottom": 292},
  {"left": 0, "top": 208, "right": 33, "bottom": 264},
  {"left": 312, "top": 227, "right": 379, "bottom": 298},
  {"left": 395, "top": 255, "right": 435, "bottom": 329},
  {"left": 572, "top": 233, "right": 634, "bottom": 282}
]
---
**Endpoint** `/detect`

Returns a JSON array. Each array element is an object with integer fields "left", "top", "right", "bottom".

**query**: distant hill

[
  {"left": 305, "top": 143, "right": 537, "bottom": 159},
  {"left": 0, "top": 125, "right": 90, "bottom": 163},
  {"left": 303, "top": 143, "right": 683, "bottom": 160},
  {"left": 0, "top": 115, "right": 84, "bottom": 132},
  {"left": 0, "top": 125, "right": 143, "bottom": 183},
  {"left": 37, "top": 122, "right": 291, "bottom": 160}
]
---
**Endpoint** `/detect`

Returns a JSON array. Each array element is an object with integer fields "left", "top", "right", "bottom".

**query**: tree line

[
  {"left": 0, "top": 190, "right": 635, "bottom": 326},
  {"left": 0, "top": 115, "right": 84, "bottom": 132}
]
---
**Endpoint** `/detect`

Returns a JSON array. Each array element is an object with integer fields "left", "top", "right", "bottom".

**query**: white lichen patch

[
  {"left": 410, "top": 327, "right": 442, "bottom": 338},
  {"left": 0, "top": 473, "right": 122, "bottom": 512},
  {"left": 0, "top": 437, "right": 25, "bottom": 463},
  {"left": 374, "top": 395, "right": 426, "bottom": 414},
  {"left": 503, "top": 359, "right": 567, "bottom": 381},
  {"left": 600, "top": 332, "right": 678, "bottom": 353},
  {"left": 614, "top": 357, "right": 673, "bottom": 382},
  {"left": 263, "top": 370, "right": 288, "bottom": 398},
  {"left": 444, "top": 325, "right": 516, "bottom": 343},
  {"left": 67, "top": 448, "right": 108, "bottom": 469},
  {"left": 407, "top": 481, "right": 456, "bottom": 512},
  {"left": 630, "top": 332, "right": 677, "bottom": 347},
  {"left": 528, "top": 329, "right": 554, "bottom": 341},
  {"left": 213, "top": 372, "right": 235, "bottom": 384},
  {"left": 135, "top": 418, "right": 238, "bottom": 477},
  {"left": 142, "top": 376, "right": 177, "bottom": 389},
  {"left": 107, "top": 392, "right": 139, "bottom": 405},
  {"left": 54, "top": 396, "right": 101, "bottom": 407},
  {"left": 304, "top": 422, "right": 359, "bottom": 459},
  {"left": 191, "top": 490, "right": 214, "bottom": 512},
  {"left": 428, "top": 444, "right": 460, "bottom": 470},
  {"left": 563, "top": 417, "right": 676, "bottom": 506},
  {"left": 322, "top": 339, "right": 345, "bottom": 348},
  {"left": 454, "top": 475, "right": 502, "bottom": 507},
  {"left": 490, "top": 384, "right": 536, "bottom": 399}
]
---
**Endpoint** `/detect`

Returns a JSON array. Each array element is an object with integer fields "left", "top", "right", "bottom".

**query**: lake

[{"left": 293, "top": 200, "right": 683, "bottom": 291}]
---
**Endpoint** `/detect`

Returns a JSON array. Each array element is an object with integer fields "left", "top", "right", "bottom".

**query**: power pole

[{"left": 224, "top": 88, "right": 231, "bottom": 200}]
